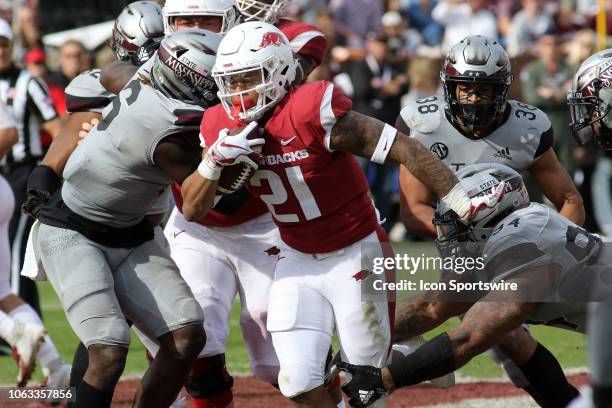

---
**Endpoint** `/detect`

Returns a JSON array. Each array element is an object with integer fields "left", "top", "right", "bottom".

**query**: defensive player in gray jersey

[
  {"left": 333, "top": 164, "right": 606, "bottom": 408},
  {"left": 19, "top": 4, "right": 169, "bottom": 402},
  {"left": 32, "top": 30, "right": 220, "bottom": 408},
  {"left": 397, "top": 35, "right": 584, "bottom": 238},
  {"left": 22, "top": 1, "right": 165, "bottom": 220},
  {"left": 566, "top": 49, "right": 612, "bottom": 408},
  {"left": 394, "top": 35, "right": 583, "bottom": 404}
]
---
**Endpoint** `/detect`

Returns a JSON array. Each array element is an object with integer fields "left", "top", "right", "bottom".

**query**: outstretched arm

[
  {"left": 394, "top": 296, "right": 472, "bottom": 343},
  {"left": 330, "top": 111, "right": 506, "bottom": 223},
  {"left": 330, "top": 111, "right": 457, "bottom": 198}
]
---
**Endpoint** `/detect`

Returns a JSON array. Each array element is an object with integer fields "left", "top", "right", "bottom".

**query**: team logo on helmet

[
  {"left": 259, "top": 32, "right": 284, "bottom": 49},
  {"left": 584, "top": 61, "right": 612, "bottom": 95}
]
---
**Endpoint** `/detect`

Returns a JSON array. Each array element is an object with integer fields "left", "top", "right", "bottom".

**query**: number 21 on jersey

[{"left": 251, "top": 166, "right": 322, "bottom": 223}]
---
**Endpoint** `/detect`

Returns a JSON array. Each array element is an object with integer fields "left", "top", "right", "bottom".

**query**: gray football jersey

[
  {"left": 398, "top": 96, "right": 551, "bottom": 172},
  {"left": 480, "top": 203, "right": 610, "bottom": 332},
  {"left": 64, "top": 69, "right": 114, "bottom": 114},
  {"left": 61, "top": 74, "right": 203, "bottom": 227}
]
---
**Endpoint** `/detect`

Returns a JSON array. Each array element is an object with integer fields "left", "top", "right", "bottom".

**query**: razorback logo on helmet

[{"left": 259, "top": 31, "right": 285, "bottom": 49}]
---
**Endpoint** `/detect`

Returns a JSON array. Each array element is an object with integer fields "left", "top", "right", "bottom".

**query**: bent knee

[
  {"left": 277, "top": 362, "right": 322, "bottom": 398},
  {"left": 162, "top": 324, "right": 206, "bottom": 361},
  {"left": 252, "top": 364, "right": 279, "bottom": 385},
  {"left": 87, "top": 344, "right": 128, "bottom": 376}
]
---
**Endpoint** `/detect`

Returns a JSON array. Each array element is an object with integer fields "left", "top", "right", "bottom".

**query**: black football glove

[
  {"left": 21, "top": 188, "right": 50, "bottom": 219},
  {"left": 130, "top": 38, "right": 161, "bottom": 66},
  {"left": 21, "top": 165, "right": 62, "bottom": 219},
  {"left": 336, "top": 362, "right": 388, "bottom": 408}
]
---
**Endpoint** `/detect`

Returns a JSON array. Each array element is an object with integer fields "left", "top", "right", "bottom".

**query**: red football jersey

[
  {"left": 277, "top": 18, "right": 327, "bottom": 66},
  {"left": 202, "top": 81, "right": 379, "bottom": 253},
  {"left": 171, "top": 19, "right": 327, "bottom": 229}
]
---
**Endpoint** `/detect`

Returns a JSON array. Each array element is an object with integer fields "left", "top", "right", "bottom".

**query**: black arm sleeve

[
  {"left": 534, "top": 126, "right": 554, "bottom": 158},
  {"left": 387, "top": 333, "right": 455, "bottom": 388}
]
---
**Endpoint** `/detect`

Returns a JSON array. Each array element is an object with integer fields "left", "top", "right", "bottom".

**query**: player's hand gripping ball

[{"left": 214, "top": 122, "right": 264, "bottom": 194}]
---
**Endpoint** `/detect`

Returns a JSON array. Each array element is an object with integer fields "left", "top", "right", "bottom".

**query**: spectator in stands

[
  {"left": 381, "top": 10, "right": 422, "bottom": 64},
  {"left": 348, "top": 32, "right": 408, "bottom": 232},
  {"left": 400, "top": 56, "right": 440, "bottom": 107},
  {"left": 403, "top": 0, "right": 444, "bottom": 46},
  {"left": 555, "top": 0, "right": 589, "bottom": 35},
  {"left": 330, "top": 0, "right": 384, "bottom": 47},
  {"left": 507, "top": 0, "right": 554, "bottom": 57},
  {"left": 349, "top": 32, "right": 409, "bottom": 125},
  {"left": 521, "top": 31, "right": 575, "bottom": 176},
  {"left": 432, "top": 0, "right": 498, "bottom": 52},
  {"left": 566, "top": 29, "right": 597, "bottom": 68},
  {"left": 46, "top": 39, "right": 88, "bottom": 90}
]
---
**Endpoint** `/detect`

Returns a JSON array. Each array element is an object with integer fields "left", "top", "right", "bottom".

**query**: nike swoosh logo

[
  {"left": 220, "top": 141, "right": 250, "bottom": 152},
  {"left": 280, "top": 136, "right": 297, "bottom": 146},
  {"left": 173, "top": 229, "right": 186, "bottom": 239}
]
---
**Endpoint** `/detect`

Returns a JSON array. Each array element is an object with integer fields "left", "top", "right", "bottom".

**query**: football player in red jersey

[
  {"left": 94, "top": 3, "right": 331, "bottom": 408},
  {"left": 186, "top": 22, "right": 506, "bottom": 407}
]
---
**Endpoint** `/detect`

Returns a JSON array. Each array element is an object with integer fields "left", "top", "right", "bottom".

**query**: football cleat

[{"left": 7, "top": 321, "right": 47, "bottom": 387}]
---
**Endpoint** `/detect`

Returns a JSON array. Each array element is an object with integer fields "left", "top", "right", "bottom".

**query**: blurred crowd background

[{"left": 2, "top": 0, "right": 612, "bottom": 239}]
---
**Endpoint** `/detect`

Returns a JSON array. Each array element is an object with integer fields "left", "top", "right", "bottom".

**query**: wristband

[
  {"left": 198, "top": 156, "right": 221, "bottom": 181},
  {"left": 371, "top": 124, "right": 397, "bottom": 164}
]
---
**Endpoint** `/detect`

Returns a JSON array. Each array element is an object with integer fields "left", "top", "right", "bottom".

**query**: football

[{"left": 216, "top": 124, "right": 262, "bottom": 195}]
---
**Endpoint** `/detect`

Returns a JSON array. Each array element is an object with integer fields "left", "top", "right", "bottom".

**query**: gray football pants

[{"left": 37, "top": 223, "right": 204, "bottom": 348}]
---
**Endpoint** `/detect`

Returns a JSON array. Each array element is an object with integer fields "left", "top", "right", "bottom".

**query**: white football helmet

[
  {"left": 212, "top": 21, "right": 297, "bottom": 122},
  {"left": 163, "top": 0, "right": 239, "bottom": 34},
  {"left": 235, "top": 0, "right": 289, "bottom": 23},
  {"left": 111, "top": 1, "right": 164, "bottom": 61},
  {"left": 435, "top": 163, "right": 530, "bottom": 244},
  {"left": 151, "top": 28, "right": 221, "bottom": 106}
]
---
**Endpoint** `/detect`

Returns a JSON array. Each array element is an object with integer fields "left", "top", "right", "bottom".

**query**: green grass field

[{"left": 0, "top": 280, "right": 587, "bottom": 385}]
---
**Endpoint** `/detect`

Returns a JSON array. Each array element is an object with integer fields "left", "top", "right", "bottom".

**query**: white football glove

[
  {"left": 441, "top": 181, "right": 506, "bottom": 223},
  {"left": 199, "top": 121, "right": 264, "bottom": 180}
]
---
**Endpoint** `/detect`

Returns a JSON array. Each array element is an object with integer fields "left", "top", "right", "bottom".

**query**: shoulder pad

[
  {"left": 399, "top": 95, "right": 443, "bottom": 134},
  {"left": 507, "top": 100, "right": 552, "bottom": 134}
]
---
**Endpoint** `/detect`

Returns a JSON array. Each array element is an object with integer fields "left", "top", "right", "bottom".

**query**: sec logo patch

[{"left": 430, "top": 142, "right": 448, "bottom": 159}]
